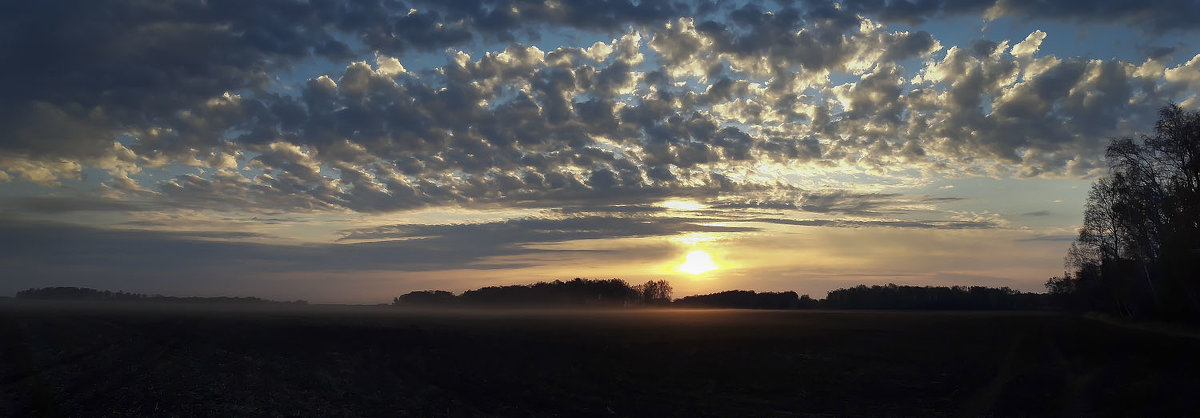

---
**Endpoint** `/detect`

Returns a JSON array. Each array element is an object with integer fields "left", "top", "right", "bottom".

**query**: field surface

[{"left": 2, "top": 303, "right": 1198, "bottom": 417}]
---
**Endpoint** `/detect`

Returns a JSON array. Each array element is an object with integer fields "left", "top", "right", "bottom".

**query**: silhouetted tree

[
  {"left": 1055, "top": 104, "right": 1200, "bottom": 321},
  {"left": 635, "top": 280, "right": 672, "bottom": 305}
]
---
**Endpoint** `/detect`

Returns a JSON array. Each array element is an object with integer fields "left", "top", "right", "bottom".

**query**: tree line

[
  {"left": 394, "top": 280, "right": 1050, "bottom": 310},
  {"left": 9, "top": 282, "right": 1053, "bottom": 311},
  {"left": 11, "top": 286, "right": 307, "bottom": 305},
  {"left": 1045, "top": 104, "right": 1200, "bottom": 322},
  {"left": 822, "top": 284, "right": 1048, "bottom": 310}
]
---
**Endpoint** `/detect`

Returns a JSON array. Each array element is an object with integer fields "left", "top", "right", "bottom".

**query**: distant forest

[
  {"left": 393, "top": 278, "right": 1050, "bottom": 310},
  {"left": 822, "top": 284, "right": 1047, "bottom": 310},
  {"left": 10, "top": 287, "right": 307, "bottom": 305},
  {"left": 1045, "top": 105, "right": 1200, "bottom": 323},
  {"left": 394, "top": 279, "right": 673, "bottom": 307}
]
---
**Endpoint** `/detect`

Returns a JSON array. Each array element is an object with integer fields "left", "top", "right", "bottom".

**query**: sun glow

[
  {"left": 677, "top": 249, "right": 719, "bottom": 275},
  {"left": 659, "top": 199, "right": 706, "bottom": 211}
]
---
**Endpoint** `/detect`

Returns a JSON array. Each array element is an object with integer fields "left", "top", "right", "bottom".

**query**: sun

[{"left": 677, "top": 249, "right": 719, "bottom": 275}]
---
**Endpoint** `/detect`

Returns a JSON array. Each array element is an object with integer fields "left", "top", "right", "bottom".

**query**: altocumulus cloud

[{"left": 1, "top": 0, "right": 1198, "bottom": 210}]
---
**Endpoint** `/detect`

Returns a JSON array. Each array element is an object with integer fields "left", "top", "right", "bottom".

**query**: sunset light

[
  {"left": 677, "top": 249, "right": 719, "bottom": 275},
  {"left": 4, "top": 0, "right": 1195, "bottom": 302}
]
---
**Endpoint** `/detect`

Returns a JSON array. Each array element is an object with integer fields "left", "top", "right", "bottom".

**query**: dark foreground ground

[{"left": 2, "top": 303, "right": 1198, "bottom": 417}]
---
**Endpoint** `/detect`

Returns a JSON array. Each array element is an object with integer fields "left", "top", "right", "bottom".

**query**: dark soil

[{"left": 2, "top": 303, "right": 1197, "bottom": 417}]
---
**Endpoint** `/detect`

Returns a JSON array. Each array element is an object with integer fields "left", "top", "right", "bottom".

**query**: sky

[{"left": 2, "top": 0, "right": 1199, "bottom": 303}]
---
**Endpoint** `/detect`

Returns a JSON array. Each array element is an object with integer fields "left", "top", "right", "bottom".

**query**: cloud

[
  {"left": 0, "top": 214, "right": 759, "bottom": 295},
  {"left": 797, "top": 190, "right": 905, "bottom": 215},
  {"left": 1018, "top": 234, "right": 1077, "bottom": 242},
  {"left": 0, "top": 0, "right": 704, "bottom": 176},
  {"left": 746, "top": 217, "right": 997, "bottom": 230},
  {"left": 836, "top": 0, "right": 1200, "bottom": 33},
  {"left": 0, "top": 220, "right": 524, "bottom": 291},
  {"left": 337, "top": 215, "right": 758, "bottom": 243},
  {"left": 0, "top": 196, "right": 153, "bottom": 214},
  {"left": 1010, "top": 30, "right": 1046, "bottom": 59},
  {"left": 0, "top": 1, "right": 1197, "bottom": 216}
]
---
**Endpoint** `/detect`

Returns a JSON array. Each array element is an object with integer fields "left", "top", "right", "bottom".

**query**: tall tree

[{"left": 1052, "top": 104, "right": 1200, "bottom": 321}]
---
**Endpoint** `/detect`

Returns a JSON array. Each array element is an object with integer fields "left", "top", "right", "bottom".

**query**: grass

[{"left": 2, "top": 302, "right": 1198, "bottom": 417}]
